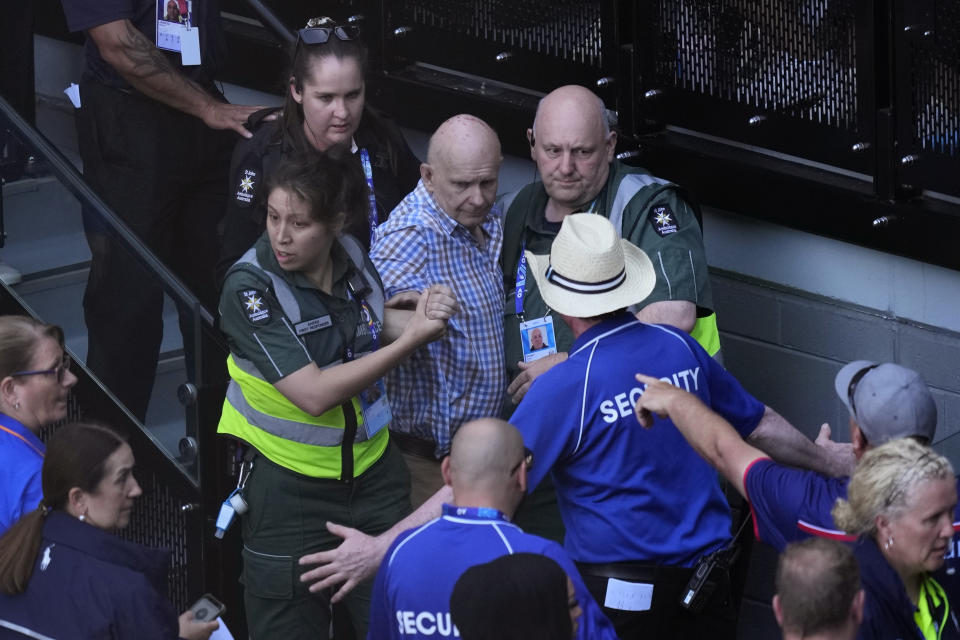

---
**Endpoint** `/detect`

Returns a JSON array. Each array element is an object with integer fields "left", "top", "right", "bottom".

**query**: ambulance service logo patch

[
  {"left": 650, "top": 204, "right": 678, "bottom": 237},
  {"left": 235, "top": 168, "right": 257, "bottom": 206},
  {"left": 238, "top": 288, "right": 270, "bottom": 324}
]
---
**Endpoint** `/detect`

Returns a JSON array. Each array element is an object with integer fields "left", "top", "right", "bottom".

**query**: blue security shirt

[
  {"left": 510, "top": 313, "right": 765, "bottom": 566},
  {"left": 0, "top": 414, "right": 44, "bottom": 535},
  {"left": 367, "top": 504, "right": 617, "bottom": 640},
  {"left": 744, "top": 458, "right": 960, "bottom": 587}
]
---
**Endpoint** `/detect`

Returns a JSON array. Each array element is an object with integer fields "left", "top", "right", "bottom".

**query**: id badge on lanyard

[
  {"left": 519, "top": 316, "right": 557, "bottom": 363},
  {"left": 515, "top": 239, "right": 558, "bottom": 363},
  {"left": 360, "top": 150, "right": 378, "bottom": 247},
  {"left": 347, "top": 289, "right": 391, "bottom": 438},
  {"left": 156, "top": 0, "right": 201, "bottom": 65}
]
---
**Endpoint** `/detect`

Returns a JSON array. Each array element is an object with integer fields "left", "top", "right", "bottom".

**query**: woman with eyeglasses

[
  {"left": 0, "top": 316, "right": 77, "bottom": 536},
  {"left": 217, "top": 16, "right": 421, "bottom": 283},
  {"left": 832, "top": 438, "right": 960, "bottom": 640},
  {"left": 0, "top": 423, "right": 219, "bottom": 639}
]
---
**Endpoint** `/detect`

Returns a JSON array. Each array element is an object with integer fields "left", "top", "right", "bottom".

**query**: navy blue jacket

[
  {"left": 856, "top": 536, "right": 960, "bottom": 640},
  {"left": 0, "top": 511, "right": 180, "bottom": 639}
]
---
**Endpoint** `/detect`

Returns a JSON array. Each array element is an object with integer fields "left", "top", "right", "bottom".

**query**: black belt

[
  {"left": 390, "top": 430, "right": 441, "bottom": 460},
  {"left": 576, "top": 561, "right": 693, "bottom": 585}
]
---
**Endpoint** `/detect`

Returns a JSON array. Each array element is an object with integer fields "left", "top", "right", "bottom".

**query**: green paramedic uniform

[{"left": 218, "top": 233, "right": 410, "bottom": 639}]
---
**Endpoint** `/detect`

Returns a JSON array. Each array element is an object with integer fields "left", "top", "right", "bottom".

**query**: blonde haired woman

[{"left": 833, "top": 438, "right": 959, "bottom": 640}]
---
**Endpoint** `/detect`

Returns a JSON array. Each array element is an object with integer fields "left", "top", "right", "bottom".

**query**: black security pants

[
  {"left": 75, "top": 80, "right": 235, "bottom": 420},
  {"left": 577, "top": 561, "right": 738, "bottom": 640}
]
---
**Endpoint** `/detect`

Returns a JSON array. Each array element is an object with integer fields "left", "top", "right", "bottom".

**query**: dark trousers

[
  {"left": 241, "top": 444, "right": 411, "bottom": 640},
  {"left": 75, "top": 80, "right": 235, "bottom": 420},
  {"left": 0, "top": 0, "right": 33, "bottom": 125},
  {"left": 577, "top": 561, "right": 738, "bottom": 640}
]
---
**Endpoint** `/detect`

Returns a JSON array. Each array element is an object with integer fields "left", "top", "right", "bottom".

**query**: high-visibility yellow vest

[
  {"left": 690, "top": 312, "right": 721, "bottom": 357},
  {"left": 217, "top": 238, "right": 388, "bottom": 479}
]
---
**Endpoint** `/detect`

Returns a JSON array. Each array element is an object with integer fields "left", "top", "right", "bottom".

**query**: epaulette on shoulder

[{"left": 245, "top": 107, "right": 282, "bottom": 132}]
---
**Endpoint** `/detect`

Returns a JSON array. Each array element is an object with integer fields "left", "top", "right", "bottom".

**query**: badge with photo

[
  {"left": 360, "top": 380, "right": 391, "bottom": 438},
  {"left": 519, "top": 316, "right": 557, "bottom": 363},
  {"left": 156, "top": 0, "right": 191, "bottom": 52}
]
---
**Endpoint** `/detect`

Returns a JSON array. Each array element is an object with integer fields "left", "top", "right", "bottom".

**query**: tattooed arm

[{"left": 87, "top": 19, "right": 266, "bottom": 137}]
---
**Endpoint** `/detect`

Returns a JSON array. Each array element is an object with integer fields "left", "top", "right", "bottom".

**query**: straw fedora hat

[{"left": 525, "top": 214, "right": 656, "bottom": 318}]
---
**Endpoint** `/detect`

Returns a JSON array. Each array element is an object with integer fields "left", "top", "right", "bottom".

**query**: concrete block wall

[
  {"left": 713, "top": 269, "right": 960, "bottom": 455},
  {"left": 713, "top": 266, "right": 960, "bottom": 639}
]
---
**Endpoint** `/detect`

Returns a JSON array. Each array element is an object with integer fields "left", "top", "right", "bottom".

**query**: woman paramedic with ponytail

[{"left": 217, "top": 152, "right": 456, "bottom": 639}]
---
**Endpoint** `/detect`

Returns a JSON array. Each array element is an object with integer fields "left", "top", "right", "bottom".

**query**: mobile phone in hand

[{"left": 190, "top": 593, "right": 226, "bottom": 622}]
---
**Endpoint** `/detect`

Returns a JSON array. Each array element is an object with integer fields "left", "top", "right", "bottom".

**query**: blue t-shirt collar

[
  {"left": 570, "top": 311, "right": 637, "bottom": 356},
  {"left": 442, "top": 503, "right": 510, "bottom": 522},
  {"left": 0, "top": 412, "right": 45, "bottom": 456}
]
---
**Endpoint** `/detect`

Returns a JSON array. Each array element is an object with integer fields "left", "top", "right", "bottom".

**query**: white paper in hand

[{"left": 209, "top": 617, "right": 235, "bottom": 640}]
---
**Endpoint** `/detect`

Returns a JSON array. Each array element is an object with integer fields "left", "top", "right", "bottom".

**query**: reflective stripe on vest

[
  {"left": 226, "top": 357, "right": 369, "bottom": 447},
  {"left": 219, "top": 356, "right": 388, "bottom": 478},
  {"left": 231, "top": 236, "right": 385, "bottom": 323},
  {"left": 217, "top": 238, "right": 388, "bottom": 479},
  {"left": 608, "top": 173, "right": 670, "bottom": 235}
]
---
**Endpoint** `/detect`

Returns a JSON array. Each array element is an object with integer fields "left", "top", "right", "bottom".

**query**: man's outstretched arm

[
  {"left": 298, "top": 485, "right": 452, "bottom": 601},
  {"left": 747, "top": 406, "right": 854, "bottom": 478},
  {"left": 633, "top": 373, "right": 766, "bottom": 497}
]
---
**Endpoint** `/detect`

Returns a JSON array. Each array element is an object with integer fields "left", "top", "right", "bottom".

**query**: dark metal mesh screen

[
  {"left": 116, "top": 472, "right": 191, "bottom": 611},
  {"left": 909, "top": 3, "right": 960, "bottom": 156},
  {"left": 395, "top": 0, "right": 603, "bottom": 66},
  {"left": 656, "top": 0, "right": 858, "bottom": 129}
]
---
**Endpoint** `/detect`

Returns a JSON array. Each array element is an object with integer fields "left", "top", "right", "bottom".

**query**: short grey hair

[{"left": 776, "top": 538, "right": 861, "bottom": 636}]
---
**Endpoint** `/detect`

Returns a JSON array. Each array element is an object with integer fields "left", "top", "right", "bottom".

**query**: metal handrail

[
  {"left": 243, "top": 0, "right": 296, "bottom": 45},
  {"left": 0, "top": 94, "right": 232, "bottom": 482},
  {"left": 0, "top": 95, "right": 213, "bottom": 329}
]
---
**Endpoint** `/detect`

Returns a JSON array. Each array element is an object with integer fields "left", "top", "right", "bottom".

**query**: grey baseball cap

[{"left": 834, "top": 360, "right": 937, "bottom": 445}]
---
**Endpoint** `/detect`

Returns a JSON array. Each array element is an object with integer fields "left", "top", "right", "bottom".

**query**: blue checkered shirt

[{"left": 370, "top": 181, "right": 505, "bottom": 456}]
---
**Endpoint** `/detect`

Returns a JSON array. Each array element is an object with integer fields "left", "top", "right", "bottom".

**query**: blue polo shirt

[
  {"left": 743, "top": 458, "right": 853, "bottom": 550},
  {"left": 367, "top": 504, "right": 617, "bottom": 640},
  {"left": 510, "top": 313, "right": 764, "bottom": 566},
  {"left": 0, "top": 414, "right": 44, "bottom": 535}
]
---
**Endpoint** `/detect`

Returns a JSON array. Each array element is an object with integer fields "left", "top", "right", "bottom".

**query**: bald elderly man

[
  {"left": 367, "top": 418, "right": 617, "bottom": 640},
  {"left": 370, "top": 115, "right": 505, "bottom": 507},
  {"left": 500, "top": 85, "right": 719, "bottom": 409}
]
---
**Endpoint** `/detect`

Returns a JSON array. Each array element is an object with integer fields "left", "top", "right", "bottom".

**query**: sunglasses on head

[{"left": 297, "top": 22, "right": 359, "bottom": 47}]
